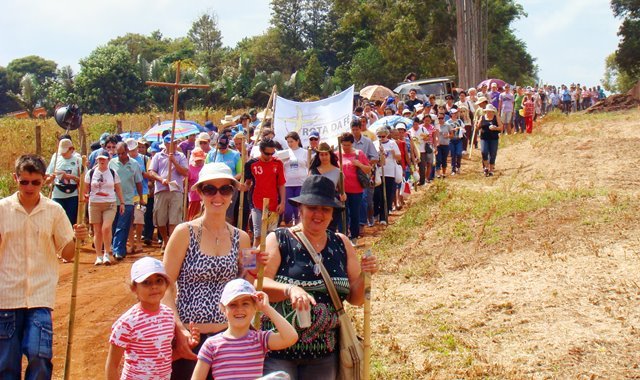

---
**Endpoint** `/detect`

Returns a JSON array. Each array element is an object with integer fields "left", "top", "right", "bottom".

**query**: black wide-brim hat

[{"left": 288, "top": 175, "right": 344, "bottom": 209}]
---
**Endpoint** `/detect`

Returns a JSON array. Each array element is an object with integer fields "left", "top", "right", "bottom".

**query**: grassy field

[{"left": 0, "top": 109, "right": 232, "bottom": 196}]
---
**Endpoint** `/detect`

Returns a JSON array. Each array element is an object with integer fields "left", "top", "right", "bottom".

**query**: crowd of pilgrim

[{"left": 1, "top": 75, "right": 605, "bottom": 380}]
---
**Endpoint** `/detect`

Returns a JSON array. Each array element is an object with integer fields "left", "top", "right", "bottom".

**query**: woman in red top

[
  {"left": 339, "top": 132, "right": 371, "bottom": 246},
  {"left": 523, "top": 93, "right": 535, "bottom": 134}
]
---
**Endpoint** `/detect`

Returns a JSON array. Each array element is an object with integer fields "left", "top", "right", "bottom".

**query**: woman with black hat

[{"left": 260, "top": 175, "right": 378, "bottom": 378}]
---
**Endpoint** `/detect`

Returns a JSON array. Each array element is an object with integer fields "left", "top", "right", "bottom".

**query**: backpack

[{"left": 87, "top": 167, "right": 116, "bottom": 194}]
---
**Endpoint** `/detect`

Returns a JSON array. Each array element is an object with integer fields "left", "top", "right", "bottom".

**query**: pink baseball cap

[
  {"left": 220, "top": 279, "right": 256, "bottom": 306},
  {"left": 130, "top": 257, "right": 170, "bottom": 283}
]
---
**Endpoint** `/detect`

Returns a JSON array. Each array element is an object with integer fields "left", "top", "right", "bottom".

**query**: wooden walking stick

[
  {"left": 237, "top": 136, "right": 247, "bottom": 231},
  {"left": 253, "top": 198, "right": 271, "bottom": 328},
  {"left": 363, "top": 248, "right": 373, "bottom": 380},
  {"left": 337, "top": 137, "right": 347, "bottom": 235},
  {"left": 469, "top": 117, "right": 479, "bottom": 158},
  {"left": 182, "top": 151, "right": 190, "bottom": 220},
  {"left": 379, "top": 143, "right": 388, "bottom": 224},
  {"left": 63, "top": 156, "right": 87, "bottom": 380}
]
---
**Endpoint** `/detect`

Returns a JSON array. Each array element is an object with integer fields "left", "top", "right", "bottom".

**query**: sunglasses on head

[
  {"left": 18, "top": 179, "right": 42, "bottom": 186},
  {"left": 199, "top": 184, "right": 234, "bottom": 196}
]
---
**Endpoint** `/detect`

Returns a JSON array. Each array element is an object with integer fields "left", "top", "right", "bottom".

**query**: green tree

[
  {"left": 602, "top": 52, "right": 637, "bottom": 93},
  {"left": 302, "top": 53, "right": 324, "bottom": 96},
  {"left": 75, "top": 45, "right": 146, "bottom": 113},
  {"left": 0, "top": 67, "right": 19, "bottom": 113},
  {"left": 6, "top": 55, "right": 57, "bottom": 91},
  {"left": 7, "top": 74, "right": 41, "bottom": 117},
  {"left": 42, "top": 65, "right": 77, "bottom": 110},
  {"left": 188, "top": 11, "right": 224, "bottom": 79},
  {"left": 271, "top": 0, "right": 306, "bottom": 51},
  {"left": 612, "top": 0, "right": 640, "bottom": 76}
]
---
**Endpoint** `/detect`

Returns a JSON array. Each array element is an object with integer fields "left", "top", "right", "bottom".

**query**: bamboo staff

[
  {"left": 254, "top": 86, "right": 277, "bottom": 145},
  {"left": 336, "top": 137, "right": 347, "bottom": 235},
  {"left": 63, "top": 155, "right": 87, "bottom": 380},
  {"left": 363, "top": 248, "right": 373, "bottom": 380},
  {"left": 253, "top": 198, "right": 270, "bottom": 328},
  {"left": 182, "top": 151, "right": 190, "bottom": 220},
  {"left": 379, "top": 143, "right": 388, "bottom": 224},
  {"left": 237, "top": 135, "right": 246, "bottom": 231},
  {"left": 468, "top": 117, "right": 479, "bottom": 158}
]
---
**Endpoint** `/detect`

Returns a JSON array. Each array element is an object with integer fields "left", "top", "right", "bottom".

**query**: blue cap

[
  {"left": 204, "top": 121, "right": 215, "bottom": 132},
  {"left": 149, "top": 142, "right": 162, "bottom": 153},
  {"left": 163, "top": 135, "right": 174, "bottom": 144},
  {"left": 386, "top": 97, "right": 395, "bottom": 104},
  {"left": 99, "top": 132, "right": 110, "bottom": 145},
  {"left": 309, "top": 130, "right": 320, "bottom": 138}
]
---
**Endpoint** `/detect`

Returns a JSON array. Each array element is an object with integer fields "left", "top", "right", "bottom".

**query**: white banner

[{"left": 273, "top": 86, "right": 354, "bottom": 148}]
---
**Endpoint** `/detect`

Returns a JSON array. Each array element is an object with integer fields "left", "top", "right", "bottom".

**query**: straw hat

[
  {"left": 484, "top": 104, "right": 497, "bottom": 113},
  {"left": 219, "top": 115, "right": 234, "bottom": 126},
  {"left": 257, "top": 109, "right": 273, "bottom": 120},
  {"left": 475, "top": 96, "right": 488, "bottom": 105}
]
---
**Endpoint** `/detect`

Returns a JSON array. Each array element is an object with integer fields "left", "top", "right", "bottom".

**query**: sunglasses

[
  {"left": 18, "top": 179, "right": 42, "bottom": 186},
  {"left": 199, "top": 184, "right": 234, "bottom": 196},
  {"left": 262, "top": 151, "right": 275, "bottom": 156},
  {"left": 309, "top": 137, "right": 319, "bottom": 141}
]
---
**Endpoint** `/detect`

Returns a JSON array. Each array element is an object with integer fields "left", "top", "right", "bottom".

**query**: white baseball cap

[
  {"left": 130, "top": 257, "right": 170, "bottom": 283},
  {"left": 401, "top": 108, "right": 412, "bottom": 115},
  {"left": 220, "top": 279, "right": 256, "bottom": 306},
  {"left": 58, "top": 139, "right": 74, "bottom": 154}
]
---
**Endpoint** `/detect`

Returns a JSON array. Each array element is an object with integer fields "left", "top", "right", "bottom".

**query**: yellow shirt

[{"left": 0, "top": 193, "right": 74, "bottom": 309}]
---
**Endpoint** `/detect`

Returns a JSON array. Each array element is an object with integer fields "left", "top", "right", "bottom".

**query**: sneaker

[
  {"left": 484, "top": 168, "right": 490, "bottom": 177},
  {"left": 102, "top": 253, "right": 111, "bottom": 266},
  {"left": 114, "top": 253, "right": 124, "bottom": 261},
  {"left": 488, "top": 171, "right": 494, "bottom": 177},
  {"left": 380, "top": 220, "right": 387, "bottom": 226},
  {"left": 94, "top": 256, "right": 103, "bottom": 266},
  {"left": 367, "top": 220, "right": 374, "bottom": 227},
  {"left": 450, "top": 171, "right": 456, "bottom": 176}
]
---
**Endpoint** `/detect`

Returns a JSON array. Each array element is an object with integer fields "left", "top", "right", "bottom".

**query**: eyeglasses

[
  {"left": 18, "top": 179, "right": 42, "bottom": 186},
  {"left": 309, "top": 137, "right": 319, "bottom": 141},
  {"left": 377, "top": 135, "right": 387, "bottom": 138},
  {"left": 199, "top": 141, "right": 209, "bottom": 144},
  {"left": 199, "top": 184, "right": 234, "bottom": 197}
]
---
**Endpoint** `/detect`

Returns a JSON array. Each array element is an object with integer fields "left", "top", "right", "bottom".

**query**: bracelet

[
  {"left": 284, "top": 284, "right": 296, "bottom": 298},
  {"left": 247, "top": 270, "right": 258, "bottom": 278}
]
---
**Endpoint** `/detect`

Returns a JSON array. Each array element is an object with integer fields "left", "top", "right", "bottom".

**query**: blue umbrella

[
  {"left": 120, "top": 131, "right": 143, "bottom": 140},
  {"left": 368, "top": 115, "right": 413, "bottom": 133},
  {"left": 144, "top": 120, "right": 203, "bottom": 141}
]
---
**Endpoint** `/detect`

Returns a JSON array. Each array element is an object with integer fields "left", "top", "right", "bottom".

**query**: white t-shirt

[
  {"left": 374, "top": 139, "right": 400, "bottom": 178},
  {"left": 409, "top": 126, "right": 429, "bottom": 153},
  {"left": 85, "top": 167, "right": 120, "bottom": 203},
  {"left": 283, "top": 147, "right": 309, "bottom": 187}
]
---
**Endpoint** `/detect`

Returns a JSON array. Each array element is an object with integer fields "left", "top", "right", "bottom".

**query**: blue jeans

[
  {"left": 0, "top": 308, "right": 53, "bottom": 380},
  {"left": 359, "top": 187, "right": 373, "bottom": 224},
  {"left": 284, "top": 186, "right": 302, "bottom": 224},
  {"left": 436, "top": 145, "right": 450, "bottom": 170},
  {"left": 514, "top": 113, "right": 525, "bottom": 133},
  {"left": 346, "top": 192, "right": 363, "bottom": 239},
  {"left": 481, "top": 139, "right": 500, "bottom": 165},
  {"left": 53, "top": 196, "right": 78, "bottom": 225},
  {"left": 449, "top": 139, "right": 463, "bottom": 171},
  {"left": 112, "top": 204, "right": 134, "bottom": 256},
  {"left": 263, "top": 352, "right": 337, "bottom": 380}
]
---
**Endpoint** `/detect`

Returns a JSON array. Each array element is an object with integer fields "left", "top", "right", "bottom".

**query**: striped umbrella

[{"left": 143, "top": 120, "right": 203, "bottom": 142}]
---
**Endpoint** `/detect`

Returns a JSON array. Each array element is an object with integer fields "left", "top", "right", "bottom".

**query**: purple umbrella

[{"left": 477, "top": 79, "right": 507, "bottom": 91}]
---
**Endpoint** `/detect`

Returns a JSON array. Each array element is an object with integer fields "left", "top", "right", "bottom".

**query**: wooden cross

[{"left": 146, "top": 61, "right": 210, "bottom": 181}]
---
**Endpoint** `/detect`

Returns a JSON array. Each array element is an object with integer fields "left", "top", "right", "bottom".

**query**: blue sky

[{"left": 0, "top": 0, "right": 622, "bottom": 87}]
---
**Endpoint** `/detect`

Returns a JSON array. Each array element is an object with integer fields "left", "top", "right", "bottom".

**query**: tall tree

[
  {"left": 612, "top": 0, "right": 640, "bottom": 77},
  {"left": 6, "top": 55, "right": 57, "bottom": 91},
  {"left": 271, "top": 0, "right": 307, "bottom": 51},
  {"left": 75, "top": 45, "right": 145, "bottom": 113},
  {"left": 188, "top": 11, "right": 224, "bottom": 79},
  {"left": 0, "top": 67, "right": 19, "bottom": 113}
]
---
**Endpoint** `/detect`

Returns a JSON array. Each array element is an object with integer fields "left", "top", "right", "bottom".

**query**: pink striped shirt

[
  {"left": 109, "top": 303, "right": 175, "bottom": 380},
  {"left": 198, "top": 330, "right": 272, "bottom": 379}
]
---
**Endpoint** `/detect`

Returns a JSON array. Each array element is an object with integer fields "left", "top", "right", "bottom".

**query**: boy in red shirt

[{"left": 244, "top": 139, "right": 286, "bottom": 246}]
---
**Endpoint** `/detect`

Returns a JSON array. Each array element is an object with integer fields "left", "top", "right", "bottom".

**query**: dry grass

[{"left": 355, "top": 109, "right": 640, "bottom": 379}]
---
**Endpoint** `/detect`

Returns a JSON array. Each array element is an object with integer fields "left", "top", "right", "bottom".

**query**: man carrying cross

[{"left": 148, "top": 135, "right": 188, "bottom": 251}]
